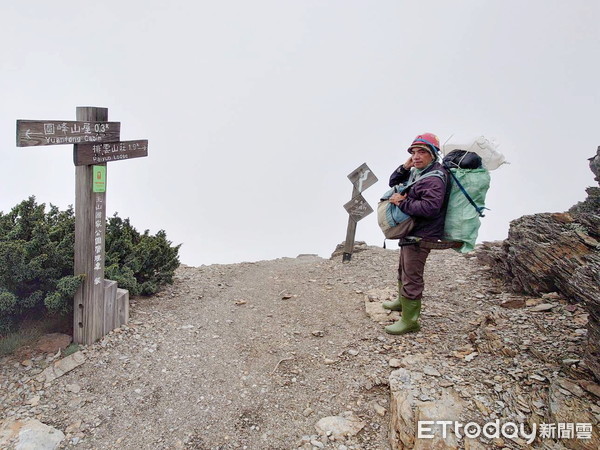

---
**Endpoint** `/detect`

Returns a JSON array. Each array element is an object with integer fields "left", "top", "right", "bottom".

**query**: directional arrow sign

[
  {"left": 74, "top": 140, "right": 148, "bottom": 166},
  {"left": 16, "top": 120, "right": 121, "bottom": 147},
  {"left": 343, "top": 193, "right": 374, "bottom": 222},
  {"left": 347, "top": 162, "right": 378, "bottom": 193}
]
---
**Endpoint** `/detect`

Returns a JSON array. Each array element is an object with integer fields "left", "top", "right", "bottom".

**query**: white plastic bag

[
  {"left": 467, "top": 136, "right": 506, "bottom": 170},
  {"left": 443, "top": 135, "right": 507, "bottom": 171}
]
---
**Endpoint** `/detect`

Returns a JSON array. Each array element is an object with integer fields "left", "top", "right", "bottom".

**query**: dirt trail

[{"left": 1, "top": 245, "right": 597, "bottom": 449}]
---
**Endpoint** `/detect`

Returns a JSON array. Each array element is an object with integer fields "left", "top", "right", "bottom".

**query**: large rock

[
  {"left": 0, "top": 419, "right": 64, "bottom": 449},
  {"left": 36, "top": 333, "right": 72, "bottom": 353},
  {"left": 364, "top": 289, "right": 400, "bottom": 323},
  {"left": 389, "top": 369, "right": 418, "bottom": 449},
  {"left": 414, "top": 389, "right": 466, "bottom": 449},
  {"left": 330, "top": 241, "right": 369, "bottom": 259},
  {"left": 478, "top": 213, "right": 598, "bottom": 300},
  {"left": 547, "top": 378, "right": 600, "bottom": 450},
  {"left": 477, "top": 147, "right": 600, "bottom": 381},
  {"left": 315, "top": 412, "right": 365, "bottom": 440},
  {"left": 389, "top": 368, "right": 467, "bottom": 449},
  {"left": 37, "top": 351, "right": 86, "bottom": 384}
]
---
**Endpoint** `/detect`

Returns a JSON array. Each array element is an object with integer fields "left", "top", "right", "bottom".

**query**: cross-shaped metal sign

[
  {"left": 342, "top": 163, "right": 378, "bottom": 261},
  {"left": 343, "top": 195, "right": 374, "bottom": 222},
  {"left": 347, "top": 162, "right": 378, "bottom": 193}
]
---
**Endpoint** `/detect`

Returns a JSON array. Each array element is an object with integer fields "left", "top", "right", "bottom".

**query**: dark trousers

[{"left": 398, "top": 244, "right": 431, "bottom": 300}]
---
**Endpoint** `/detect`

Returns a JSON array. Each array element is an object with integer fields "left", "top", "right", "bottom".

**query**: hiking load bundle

[
  {"left": 444, "top": 135, "right": 506, "bottom": 171},
  {"left": 442, "top": 150, "right": 490, "bottom": 252},
  {"left": 378, "top": 136, "right": 506, "bottom": 252},
  {"left": 377, "top": 170, "right": 445, "bottom": 240}
]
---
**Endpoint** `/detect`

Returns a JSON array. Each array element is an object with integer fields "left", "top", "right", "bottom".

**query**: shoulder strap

[
  {"left": 401, "top": 169, "right": 446, "bottom": 193},
  {"left": 442, "top": 163, "right": 488, "bottom": 217}
]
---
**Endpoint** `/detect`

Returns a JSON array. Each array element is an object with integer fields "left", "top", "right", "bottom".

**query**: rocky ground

[{"left": 1, "top": 243, "right": 599, "bottom": 449}]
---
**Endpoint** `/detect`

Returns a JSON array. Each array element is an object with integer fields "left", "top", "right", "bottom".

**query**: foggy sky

[{"left": 1, "top": 0, "right": 598, "bottom": 265}]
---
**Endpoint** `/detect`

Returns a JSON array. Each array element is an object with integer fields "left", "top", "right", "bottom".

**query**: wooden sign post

[
  {"left": 342, "top": 163, "right": 377, "bottom": 261},
  {"left": 16, "top": 106, "right": 148, "bottom": 345},
  {"left": 74, "top": 107, "right": 110, "bottom": 344},
  {"left": 74, "top": 140, "right": 148, "bottom": 166}
]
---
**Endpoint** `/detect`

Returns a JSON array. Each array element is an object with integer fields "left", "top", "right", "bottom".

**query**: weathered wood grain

[
  {"left": 116, "top": 288, "right": 130, "bottom": 327},
  {"left": 73, "top": 107, "right": 109, "bottom": 345},
  {"left": 74, "top": 140, "right": 148, "bottom": 166},
  {"left": 103, "top": 280, "right": 118, "bottom": 335},
  {"left": 16, "top": 120, "right": 120, "bottom": 147}
]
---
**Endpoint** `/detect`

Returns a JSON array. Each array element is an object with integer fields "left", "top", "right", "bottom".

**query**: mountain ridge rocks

[{"left": 477, "top": 146, "right": 600, "bottom": 382}]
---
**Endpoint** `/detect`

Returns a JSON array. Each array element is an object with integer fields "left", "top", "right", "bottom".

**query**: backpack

[
  {"left": 377, "top": 185, "right": 416, "bottom": 240},
  {"left": 442, "top": 151, "right": 490, "bottom": 252},
  {"left": 443, "top": 149, "right": 482, "bottom": 169},
  {"left": 377, "top": 170, "right": 446, "bottom": 240},
  {"left": 378, "top": 155, "right": 491, "bottom": 253}
]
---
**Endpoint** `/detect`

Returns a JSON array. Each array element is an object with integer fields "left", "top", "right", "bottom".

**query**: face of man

[{"left": 410, "top": 147, "right": 434, "bottom": 169}]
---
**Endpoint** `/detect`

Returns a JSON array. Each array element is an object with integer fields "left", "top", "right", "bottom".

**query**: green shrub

[
  {"left": 0, "top": 290, "right": 18, "bottom": 335},
  {"left": 44, "top": 275, "right": 85, "bottom": 315},
  {"left": 105, "top": 263, "right": 139, "bottom": 295},
  {"left": 105, "top": 215, "right": 181, "bottom": 296},
  {"left": 0, "top": 197, "right": 181, "bottom": 335},
  {"left": 0, "top": 198, "right": 77, "bottom": 334}
]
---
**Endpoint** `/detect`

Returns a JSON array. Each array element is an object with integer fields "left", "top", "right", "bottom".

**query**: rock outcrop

[
  {"left": 330, "top": 241, "right": 369, "bottom": 259},
  {"left": 0, "top": 419, "right": 64, "bottom": 449},
  {"left": 477, "top": 147, "right": 600, "bottom": 381},
  {"left": 389, "top": 368, "right": 466, "bottom": 449}
]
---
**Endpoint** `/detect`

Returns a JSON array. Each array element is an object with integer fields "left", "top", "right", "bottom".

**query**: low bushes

[{"left": 0, "top": 197, "right": 180, "bottom": 335}]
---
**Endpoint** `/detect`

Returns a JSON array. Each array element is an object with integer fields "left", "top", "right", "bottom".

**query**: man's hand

[
  {"left": 403, "top": 156, "right": 414, "bottom": 169},
  {"left": 389, "top": 192, "right": 407, "bottom": 206}
]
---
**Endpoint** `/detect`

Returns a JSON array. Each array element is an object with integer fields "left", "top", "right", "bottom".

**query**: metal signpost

[
  {"left": 342, "top": 163, "right": 377, "bottom": 261},
  {"left": 343, "top": 194, "right": 373, "bottom": 223},
  {"left": 16, "top": 106, "right": 148, "bottom": 345}
]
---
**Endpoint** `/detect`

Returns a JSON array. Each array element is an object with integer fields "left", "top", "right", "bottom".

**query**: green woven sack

[{"left": 443, "top": 168, "right": 490, "bottom": 253}]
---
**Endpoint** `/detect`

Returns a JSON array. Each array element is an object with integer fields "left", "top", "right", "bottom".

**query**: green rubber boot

[
  {"left": 382, "top": 281, "right": 403, "bottom": 312},
  {"left": 384, "top": 297, "right": 421, "bottom": 335}
]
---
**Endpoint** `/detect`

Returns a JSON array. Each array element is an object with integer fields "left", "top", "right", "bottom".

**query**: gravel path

[{"left": 1, "top": 244, "right": 597, "bottom": 449}]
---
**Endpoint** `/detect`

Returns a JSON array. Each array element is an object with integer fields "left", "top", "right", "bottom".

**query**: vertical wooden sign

[
  {"left": 17, "top": 107, "right": 146, "bottom": 345},
  {"left": 73, "top": 107, "right": 108, "bottom": 345}
]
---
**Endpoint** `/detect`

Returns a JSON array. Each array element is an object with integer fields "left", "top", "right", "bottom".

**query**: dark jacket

[{"left": 389, "top": 161, "right": 449, "bottom": 239}]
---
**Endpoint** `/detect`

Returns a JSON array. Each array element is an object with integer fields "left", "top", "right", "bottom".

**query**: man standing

[{"left": 382, "top": 133, "right": 449, "bottom": 335}]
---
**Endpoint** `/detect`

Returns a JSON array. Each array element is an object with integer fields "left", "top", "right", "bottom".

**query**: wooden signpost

[
  {"left": 342, "top": 163, "right": 377, "bottom": 261},
  {"left": 74, "top": 140, "right": 148, "bottom": 166},
  {"left": 16, "top": 106, "right": 148, "bottom": 345},
  {"left": 16, "top": 120, "right": 120, "bottom": 147}
]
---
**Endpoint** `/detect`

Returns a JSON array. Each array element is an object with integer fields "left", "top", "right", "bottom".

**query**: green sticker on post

[{"left": 92, "top": 166, "right": 106, "bottom": 193}]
